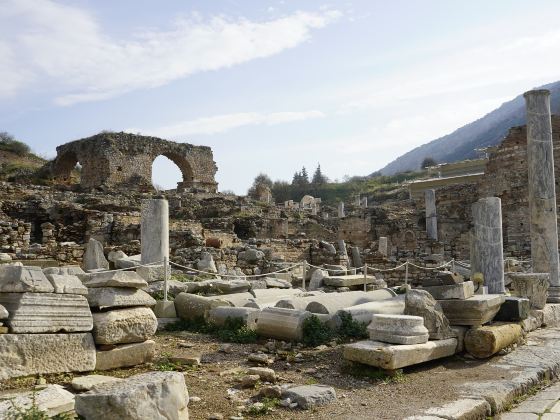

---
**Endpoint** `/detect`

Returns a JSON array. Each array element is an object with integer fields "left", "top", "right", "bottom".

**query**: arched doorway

[
  {"left": 52, "top": 151, "right": 81, "bottom": 184},
  {"left": 152, "top": 153, "right": 193, "bottom": 191}
]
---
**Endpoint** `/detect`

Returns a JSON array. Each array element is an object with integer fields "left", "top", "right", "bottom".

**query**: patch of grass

[
  {"left": 247, "top": 397, "right": 280, "bottom": 416},
  {"left": 155, "top": 358, "right": 182, "bottom": 372},
  {"left": 164, "top": 316, "right": 257, "bottom": 344},
  {"left": 342, "top": 363, "right": 407, "bottom": 384},
  {"left": 302, "top": 315, "right": 335, "bottom": 347},
  {"left": 151, "top": 290, "right": 176, "bottom": 301},
  {"left": 6, "top": 393, "right": 73, "bottom": 420}
]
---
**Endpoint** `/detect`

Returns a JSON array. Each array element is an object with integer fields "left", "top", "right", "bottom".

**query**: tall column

[
  {"left": 378, "top": 237, "right": 388, "bottom": 257},
  {"left": 471, "top": 197, "right": 505, "bottom": 294},
  {"left": 338, "top": 202, "right": 345, "bottom": 218},
  {"left": 425, "top": 189, "right": 438, "bottom": 240},
  {"left": 141, "top": 199, "right": 169, "bottom": 264},
  {"left": 524, "top": 89, "right": 560, "bottom": 302}
]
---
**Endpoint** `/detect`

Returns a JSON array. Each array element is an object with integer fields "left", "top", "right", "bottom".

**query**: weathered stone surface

[
  {"left": 95, "top": 340, "right": 155, "bottom": 370},
  {"left": 378, "top": 237, "right": 388, "bottom": 256},
  {"left": 0, "top": 304, "right": 8, "bottom": 319},
  {"left": 423, "top": 281, "right": 475, "bottom": 300},
  {"left": 464, "top": 323, "right": 523, "bottom": 359},
  {"left": 0, "top": 292, "right": 93, "bottom": 333},
  {"left": 92, "top": 307, "right": 157, "bottom": 345},
  {"left": 143, "top": 279, "right": 191, "bottom": 296},
  {"left": 75, "top": 371, "right": 188, "bottom": 420},
  {"left": 0, "top": 385, "right": 75, "bottom": 418},
  {"left": 72, "top": 374, "right": 123, "bottom": 392},
  {"left": 0, "top": 265, "right": 53, "bottom": 293},
  {"left": 256, "top": 307, "right": 313, "bottom": 341},
  {"left": 425, "top": 189, "right": 438, "bottom": 240},
  {"left": 136, "top": 264, "right": 165, "bottom": 283},
  {"left": 84, "top": 238, "right": 109, "bottom": 271},
  {"left": 46, "top": 273, "right": 88, "bottom": 295},
  {"left": 197, "top": 251, "right": 217, "bottom": 273},
  {"left": 333, "top": 296, "right": 405, "bottom": 326},
  {"left": 471, "top": 197, "right": 505, "bottom": 294},
  {"left": 141, "top": 199, "right": 170, "bottom": 265},
  {"left": 405, "top": 289, "right": 454, "bottom": 340},
  {"left": 174, "top": 292, "right": 232, "bottom": 320},
  {"left": 424, "top": 399, "right": 491, "bottom": 420},
  {"left": 87, "top": 287, "right": 156, "bottom": 309},
  {"left": 494, "top": 297, "right": 530, "bottom": 322},
  {"left": 83, "top": 270, "right": 148, "bottom": 289},
  {"left": 324, "top": 274, "right": 377, "bottom": 288},
  {"left": 343, "top": 338, "right": 458, "bottom": 370},
  {"left": 0, "top": 333, "right": 96, "bottom": 380},
  {"left": 510, "top": 273, "right": 549, "bottom": 309},
  {"left": 247, "top": 367, "right": 276, "bottom": 383},
  {"left": 197, "top": 279, "right": 250, "bottom": 294},
  {"left": 207, "top": 306, "right": 259, "bottom": 329},
  {"left": 108, "top": 250, "right": 127, "bottom": 263},
  {"left": 282, "top": 385, "right": 336, "bottom": 410},
  {"left": 153, "top": 300, "right": 177, "bottom": 318},
  {"left": 368, "top": 314, "right": 429, "bottom": 345},
  {"left": 305, "top": 289, "right": 397, "bottom": 315},
  {"left": 351, "top": 246, "right": 363, "bottom": 268},
  {"left": 541, "top": 304, "right": 560, "bottom": 327},
  {"left": 263, "top": 277, "right": 291, "bottom": 288},
  {"left": 115, "top": 254, "right": 142, "bottom": 269},
  {"left": 43, "top": 265, "right": 86, "bottom": 276},
  {"left": 309, "top": 269, "right": 328, "bottom": 290},
  {"left": 423, "top": 271, "right": 464, "bottom": 287},
  {"left": 438, "top": 294, "right": 505, "bottom": 326},
  {"left": 525, "top": 90, "right": 560, "bottom": 292}
]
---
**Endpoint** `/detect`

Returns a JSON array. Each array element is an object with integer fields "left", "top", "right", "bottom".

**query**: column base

[{"left": 547, "top": 286, "right": 560, "bottom": 303}]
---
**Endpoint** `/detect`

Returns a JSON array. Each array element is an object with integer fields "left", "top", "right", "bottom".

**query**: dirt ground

[{"left": 0, "top": 330, "right": 521, "bottom": 420}]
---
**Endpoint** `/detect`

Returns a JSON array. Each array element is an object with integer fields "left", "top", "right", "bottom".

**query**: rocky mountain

[{"left": 379, "top": 81, "right": 560, "bottom": 175}]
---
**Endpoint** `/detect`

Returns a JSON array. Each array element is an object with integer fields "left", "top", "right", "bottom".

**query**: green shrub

[
  {"left": 301, "top": 315, "right": 334, "bottom": 347},
  {"left": 337, "top": 312, "right": 368, "bottom": 339},
  {"left": 247, "top": 397, "right": 280, "bottom": 416},
  {"left": 0, "top": 132, "right": 30, "bottom": 156},
  {"left": 164, "top": 316, "right": 257, "bottom": 344}
]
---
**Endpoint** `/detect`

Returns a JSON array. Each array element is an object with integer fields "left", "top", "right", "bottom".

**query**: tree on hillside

[
  {"left": 247, "top": 173, "right": 273, "bottom": 199},
  {"left": 301, "top": 167, "right": 309, "bottom": 184},
  {"left": 0, "top": 132, "right": 30, "bottom": 156},
  {"left": 421, "top": 157, "right": 437, "bottom": 169},
  {"left": 312, "top": 164, "right": 328, "bottom": 185},
  {"left": 272, "top": 180, "right": 292, "bottom": 203},
  {"left": 292, "top": 167, "right": 310, "bottom": 187}
]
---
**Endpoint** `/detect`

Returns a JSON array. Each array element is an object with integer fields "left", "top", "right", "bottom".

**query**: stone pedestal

[
  {"left": 471, "top": 197, "right": 505, "bottom": 294},
  {"left": 524, "top": 90, "right": 560, "bottom": 302},
  {"left": 141, "top": 199, "right": 169, "bottom": 265},
  {"left": 425, "top": 189, "right": 438, "bottom": 240},
  {"left": 368, "top": 314, "right": 429, "bottom": 344},
  {"left": 509, "top": 273, "right": 549, "bottom": 309}
]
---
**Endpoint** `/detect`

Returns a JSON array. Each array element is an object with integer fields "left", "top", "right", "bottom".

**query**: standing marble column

[
  {"left": 471, "top": 197, "right": 505, "bottom": 294},
  {"left": 378, "top": 237, "right": 388, "bottom": 257},
  {"left": 141, "top": 199, "right": 169, "bottom": 264},
  {"left": 338, "top": 202, "right": 345, "bottom": 218},
  {"left": 425, "top": 189, "right": 438, "bottom": 240},
  {"left": 524, "top": 89, "right": 560, "bottom": 302}
]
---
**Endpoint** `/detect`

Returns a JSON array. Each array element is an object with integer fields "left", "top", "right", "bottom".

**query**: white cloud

[
  {"left": 0, "top": 0, "right": 341, "bottom": 105},
  {"left": 130, "top": 110, "right": 325, "bottom": 137}
]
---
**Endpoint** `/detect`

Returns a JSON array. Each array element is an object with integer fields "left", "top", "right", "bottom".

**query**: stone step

[
  {"left": 343, "top": 338, "right": 458, "bottom": 370},
  {"left": 0, "top": 292, "right": 93, "bottom": 333}
]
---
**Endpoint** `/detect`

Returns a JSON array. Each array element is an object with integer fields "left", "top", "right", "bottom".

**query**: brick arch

[
  {"left": 155, "top": 151, "right": 194, "bottom": 184},
  {"left": 52, "top": 150, "right": 79, "bottom": 183}
]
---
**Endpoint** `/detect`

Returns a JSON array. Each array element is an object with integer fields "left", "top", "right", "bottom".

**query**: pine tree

[
  {"left": 301, "top": 167, "right": 309, "bottom": 184},
  {"left": 312, "top": 164, "right": 327, "bottom": 185}
]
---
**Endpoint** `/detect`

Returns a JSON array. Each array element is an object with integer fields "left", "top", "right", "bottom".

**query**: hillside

[
  {"left": 0, "top": 135, "right": 48, "bottom": 183},
  {"left": 379, "top": 81, "right": 560, "bottom": 175}
]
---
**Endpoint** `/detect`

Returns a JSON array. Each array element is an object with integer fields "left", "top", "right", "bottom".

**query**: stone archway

[{"left": 52, "top": 151, "right": 80, "bottom": 184}]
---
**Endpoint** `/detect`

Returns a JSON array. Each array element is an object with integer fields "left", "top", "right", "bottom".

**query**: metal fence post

[
  {"left": 302, "top": 261, "right": 307, "bottom": 291},
  {"left": 164, "top": 256, "right": 169, "bottom": 302},
  {"left": 364, "top": 263, "right": 368, "bottom": 291}
]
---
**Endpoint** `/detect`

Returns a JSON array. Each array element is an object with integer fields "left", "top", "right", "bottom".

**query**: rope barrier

[
  {"left": 168, "top": 260, "right": 301, "bottom": 279},
  {"left": 94, "top": 259, "right": 165, "bottom": 273}
]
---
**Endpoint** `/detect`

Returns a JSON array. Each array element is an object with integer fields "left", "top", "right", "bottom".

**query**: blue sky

[{"left": 2, "top": 0, "right": 560, "bottom": 193}]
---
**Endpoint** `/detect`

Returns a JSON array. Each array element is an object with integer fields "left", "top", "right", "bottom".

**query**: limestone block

[
  {"left": 255, "top": 307, "right": 313, "bottom": 341},
  {"left": 108, "top": 250, "right": 127, "bottom": 263},
  {"left": 207, "top": 306, "right": 259, "bottom": 330},
  {"left": 140, "top": 199, "right": 170, "bottom": 265},
  {"left": 263, "top": 277, "right": 291, "bottom": 288},
  {"left": 333, "top": 296, "right": 405, "bottom": 326},
  {"left": 83, "top": 270, "right": 148, "bottom": 289},
  {"left": 0, "top": 385, "right": 75, "bottom": 418},
  {"left": 211, "top": 288, "right": 305, "bottom": 308},
  {"left": 0, "top": 304, "right": 8, "bottom": 319},
  {"left": 438, "top": 294, "right": 505, "bottom": 326},
  {"left": 404, "top": 289, "right": 454, "bottom": 340},
  {"left": 84, "top": 238, "right": 109, "bottom": 271},
  {"left": 282, "top": 385, "right": 336, "bottom": 410},
  {"left": 324, "top": 274, "right": 377, "bottom": 288},
  {"left": 309, "top": 269, "right": 328, "bottom": 290},
  {"left": 92, "top": 307, "right": 157, "bottom": 345},
  {"left": 115, "top": 254, "right": 142, "bottom": 269},
  {"left": 464, "top": 323, "right": 523, "bottom": 358},
  {"left": 541, "top": 304, "right": 560, "bottom": 327},
  {"left": 143, "top": 280, "right": 191, "bottom": 296},
  {"left": 343, "top": 338, "right": 458, "bottom": 370},
  {"left": 46, "top": 273, "right": 88, "bottom": 295},
  {"left": 0, "top": 333, "right": 96, "bottom": 380},
  {"left": 423, "top": 271, "right": 464, "bottom": 287},
  {"left": 153, "top": 300, "right": 177, "bottom": 318},
  {"left": 0, "top": 292, "right": 93, "bottom": 333},
  {"left": 72, "top": 375, "right": 123, "bottom": 392},
  {"left": 0, "top": 265, "right": 53, "bottom": 293},
  {"left": 87, "top": 287, "right": 156, "bottom": 309},
  {"left": 197, "top": 279, "right": 250, "bottom": 294},
  {"left": 509, "top": 273, "right": 549, "bottom": 309},
  {"left": 174, "top": 292, "right": 232, "bottom": 320},
  {"left": 43, "top": 265, "right": 86, "bottom": 276},
  {"left": 75, "top": 371, "right": 188, "bottom": 420},
  {"left": 425, "top": 399, "right": 491, "bottom": 420},
  {"left": 247, "top": 367, "right": 276, "bottom": 383},
  {"left": 494, "top": 297, "right": 530, "bottom": 322},
  {"left": 368, "top": 314, "right": 429, "bottom": 345},
  {"left": 451, "top": 326, "right": 467, "bottom": 353},
  {"left": 95, "top": 340, "right": 155, "bottom": 370},
  {"left": 423, "top": 281, "right": 475, "bottom": 300},
  {"left": 305, "top": 289, "right": 396, "bottom": 315},
  {"left": 197, "top": 252, "right": 217, "bottom": 273},
  {"left": 136, "top": 264, "right": 165, "bottom": 283}
]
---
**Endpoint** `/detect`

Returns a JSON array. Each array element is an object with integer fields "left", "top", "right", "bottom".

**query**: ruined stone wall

[{"left": 52, "top": 132, "right": 218, "bottom": 192}]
